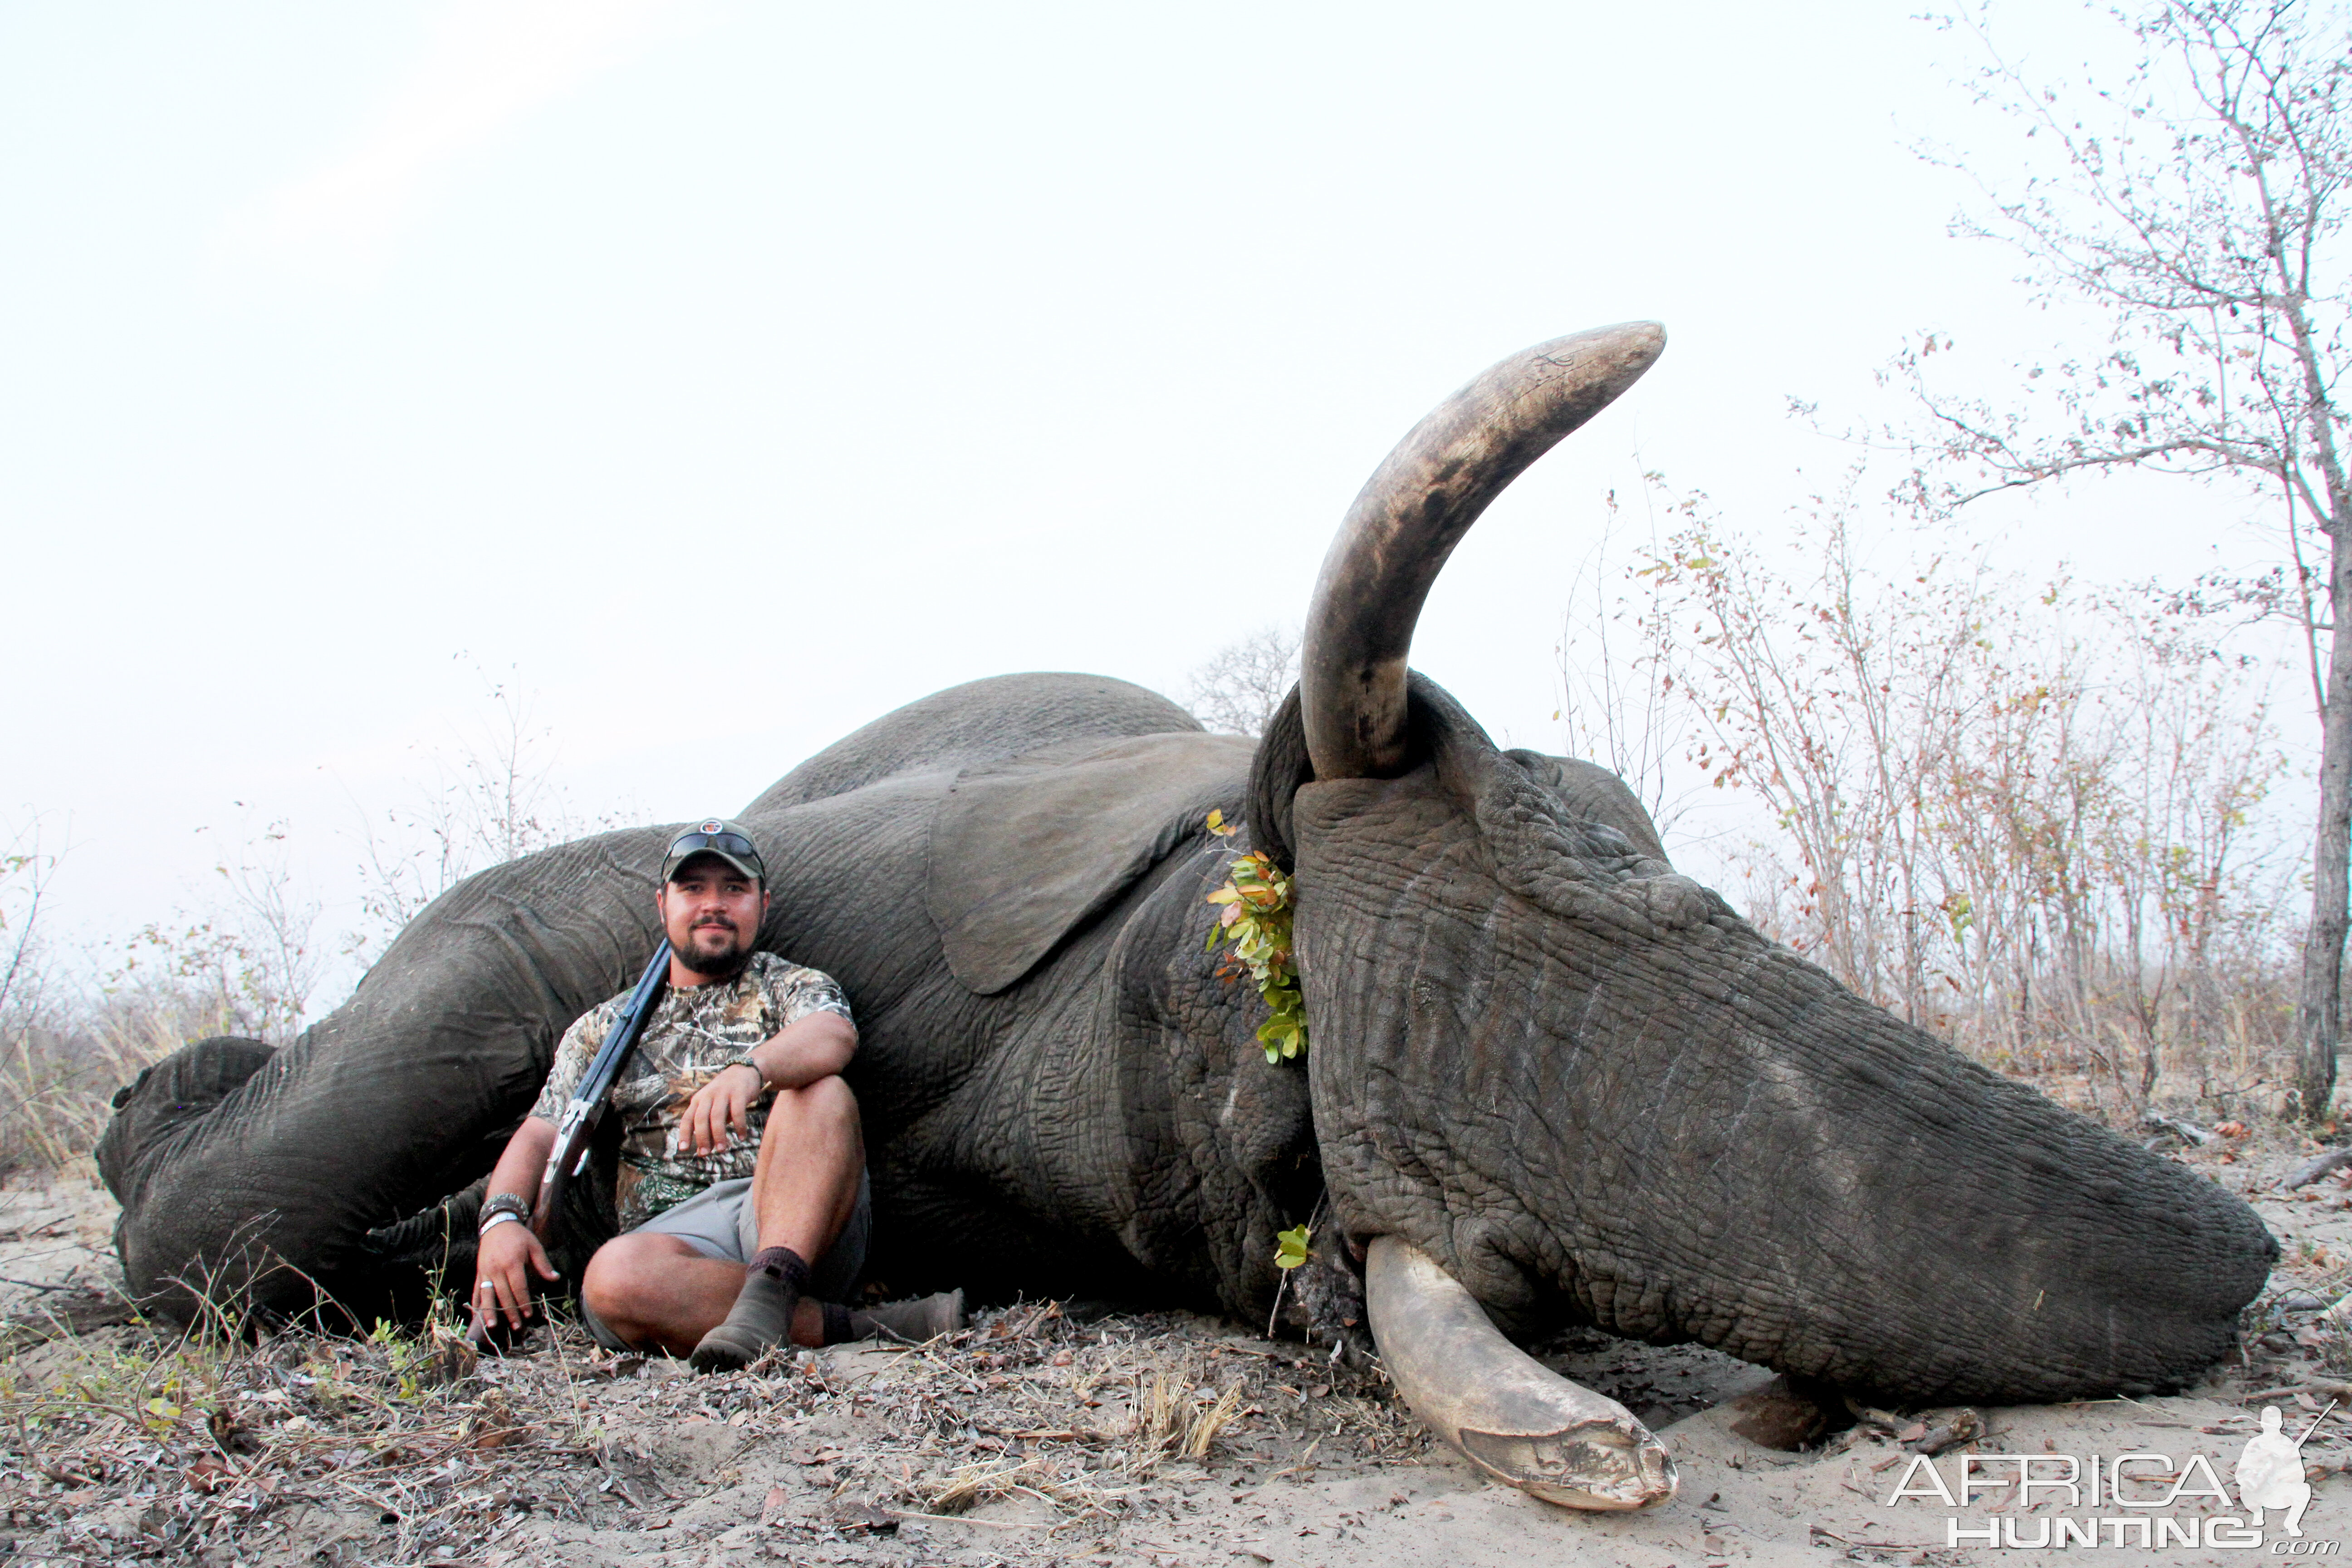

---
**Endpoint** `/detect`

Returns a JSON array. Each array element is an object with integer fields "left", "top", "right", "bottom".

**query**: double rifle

[
  {"left": 470, "top": 940, "right": 671, "bottom": 1345},
  {"left": 530, "top": 940, "right": 672, "bottom": 1236}
]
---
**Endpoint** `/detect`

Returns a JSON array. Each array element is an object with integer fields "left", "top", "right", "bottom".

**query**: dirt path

[{"left": 5, "top": 1138, "right": 2350, "bottom": 1566}]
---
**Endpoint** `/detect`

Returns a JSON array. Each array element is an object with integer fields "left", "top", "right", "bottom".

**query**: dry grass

[
  {"left": 1131, "top": 1364, "right": 1246, "bottom": 1473},
  {"left": 0, "top": 984, "right": 225, "bottom": 1178},
  {"left": 14, "top": 1139, "right": 2352, "bottom": 1562},
  {"left": 0, "top": 1288, "right": 1419, "bottom": 1565}
]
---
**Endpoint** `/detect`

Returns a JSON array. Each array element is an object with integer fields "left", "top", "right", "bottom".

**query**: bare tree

[
  {"left": 1184, "top": 626, "right": 1302, "bottom": 737},
  {"left": 0, "top": 816, "right": 61, "bottom": 1045},
  {"left": 1556, "top": 482, "right": 1700, "bottom": 838},
  {"left": 116, "top": 817, "right": 323, "bottom": 1044},
  {"left": 347, "top": 666, "right": 647, "bottom": 965},
  {"left": 1649, "top": 488, "right": 1995, "bottom": 1032},
  {"left": 1890, "top": 0, "right": 2352, "bottom": 1117}
]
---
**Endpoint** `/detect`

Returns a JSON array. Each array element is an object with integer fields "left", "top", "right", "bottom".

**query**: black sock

[
  {"left": 821, "top": 1301, "right": 854, "bottom": 1344},
  {"left": 749, "top": 1245, "right": 811, "bottom": 1292}
]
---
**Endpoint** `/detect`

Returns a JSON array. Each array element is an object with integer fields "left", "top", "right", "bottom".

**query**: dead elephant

[{"left": 99, "top": 323, "right": 2275, "bottom": 1511}]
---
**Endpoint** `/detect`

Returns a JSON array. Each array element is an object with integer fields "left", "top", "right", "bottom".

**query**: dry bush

[
  {"left": 0, "top": 1006, "right": 187, "bottom": 1177},
  {"left": 0, "top": 823, "right": 195, "bottom": 1176},
  {"left": 1555, "top": 484, "right": 1695, "bottom": 838},
  {"left": 0, "top": 971, "right": 302, "bottom": 1180},
  {"left": 0, "top": 673, "right": 657, "bottom": 1178},
  {"left": 1600, "top": 482, "right": 2303, "bottom": 1119},
  {"left": 344, "top": 668, "right": 644, "bottom": 966}
]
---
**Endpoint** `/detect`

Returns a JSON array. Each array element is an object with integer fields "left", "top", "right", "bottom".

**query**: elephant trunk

[
  {"left": 1365, "top": 1236, "right": 1676, "bottom": 1511},
  {"left": 1296, "top": 737, "right": 2278, "bottom": 1405},
  {"left": 1297, "top": 323, "right": 1665, "bottom": 782}
]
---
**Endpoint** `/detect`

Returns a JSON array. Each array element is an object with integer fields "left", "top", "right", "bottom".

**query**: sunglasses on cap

[
  {"left": 666, "top": 829, "right": 758, "bottom": 861},
  {"left": 662, "top": 819, "right": 767, "bottom": 885}
]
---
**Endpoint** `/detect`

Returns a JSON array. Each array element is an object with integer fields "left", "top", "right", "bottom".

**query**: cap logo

[{"left": 699, "top": 819, "right": 722, "bottom": 834}]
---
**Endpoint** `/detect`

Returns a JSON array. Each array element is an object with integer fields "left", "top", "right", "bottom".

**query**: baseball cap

[{"left": 662, "top": 819, "right": 766, "bottom": 886}]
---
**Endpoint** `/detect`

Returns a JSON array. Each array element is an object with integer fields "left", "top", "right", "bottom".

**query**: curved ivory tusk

[
  {"left": 1299, "top": 322, "right": 1666, "bottom": 781},
  {"left": 1365, "top": 1236, "right": 1677, "bottom": 1510}
]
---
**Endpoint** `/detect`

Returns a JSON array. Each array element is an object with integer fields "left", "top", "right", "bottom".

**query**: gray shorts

[{"left": 578, "top": 1171, "right": 871, "bottom": 1351}]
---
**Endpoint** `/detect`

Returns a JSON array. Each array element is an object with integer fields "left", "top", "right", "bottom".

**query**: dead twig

[
  {"left": 2286, "top": 1147, "right": 2352, "bottom": 1190},
  {"left": 2143, "top": 1111, "right": 2216, "bottom": 1147},
  {"left": 887, "top": 1509, "right": 1058, "bottom": 1529},
  {"left": 2236, "top": 1382, "right": 2352, "bottom": 1402},
  {"left": 1904, "top": 1408, "right": 1984, "bottom": 1455}
]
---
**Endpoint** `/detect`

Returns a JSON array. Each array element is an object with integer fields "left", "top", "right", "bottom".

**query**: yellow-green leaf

[{"left": 1274, "top": 1225, "right": 1312, "bottom": 1270}]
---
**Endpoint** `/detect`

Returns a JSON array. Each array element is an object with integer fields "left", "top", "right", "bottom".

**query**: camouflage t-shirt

[{"left": 530, "top": 951, "right": 854, "bottom": 1231}]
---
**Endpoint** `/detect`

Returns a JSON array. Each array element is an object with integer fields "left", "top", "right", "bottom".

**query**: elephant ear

[
  {"left": 928, "top": 731, "right": 1257, "bottom": 995},
  {"left": 1244, "top": 687, "right": 1310, "bottom": 872}
]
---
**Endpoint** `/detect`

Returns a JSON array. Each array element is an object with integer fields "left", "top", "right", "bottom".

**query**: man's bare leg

[
  {"left": 746, "top": 1073, "right": 865, "bottom": 1266},
  {"left": 582, "top": 1077, "right": 862, "bottom": 1359},
  {"left": 688, "top": 1076, "right": 863, "bottom": 1369},
  {"left": 581, "top": 1235, "right": 757, "bottom": 1357}
]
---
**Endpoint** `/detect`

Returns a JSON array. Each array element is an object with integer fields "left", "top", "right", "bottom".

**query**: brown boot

[
  {"left": 846, "top": 1289, "right": 966, "bottom": 1344},
  {"left": 691, "top": 1249, "right": 807, "bottom": 1373}
]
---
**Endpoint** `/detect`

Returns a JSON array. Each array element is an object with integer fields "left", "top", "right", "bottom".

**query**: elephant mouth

[{"left": 1362, "top": 1236, "right": 1677, "bottom": 1511}]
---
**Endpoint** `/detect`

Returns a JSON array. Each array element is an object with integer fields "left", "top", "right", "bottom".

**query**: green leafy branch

[
  {"left": 1268, "top": 1222, "right": 1313, "bottom": 1334},
  {"left": 1202, "top": 810, "right": 1307, "bottom": 1064}
]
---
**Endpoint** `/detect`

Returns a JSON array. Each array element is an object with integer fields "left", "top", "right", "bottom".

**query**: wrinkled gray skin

[{"left": 101, "top": 326, "right": 2274, "bottom": 1406}]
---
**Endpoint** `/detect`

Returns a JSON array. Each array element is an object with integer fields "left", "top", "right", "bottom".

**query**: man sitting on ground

[{"left": 469, "top": 818, "right": 960, "bottom": 1369}]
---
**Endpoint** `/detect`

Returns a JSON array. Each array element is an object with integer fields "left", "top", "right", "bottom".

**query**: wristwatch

[{"left": 724, "top": 1058, "right": 768, "bottom": 1089}]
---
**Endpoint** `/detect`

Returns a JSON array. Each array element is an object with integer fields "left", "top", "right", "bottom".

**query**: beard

[{"left": 675, "top": 920, "right": 752, "bottom": 980}]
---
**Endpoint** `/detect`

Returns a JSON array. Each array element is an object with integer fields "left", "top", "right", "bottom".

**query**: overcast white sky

[{"left": 0, "top": 1, "right": 2284, "bottom": 996}]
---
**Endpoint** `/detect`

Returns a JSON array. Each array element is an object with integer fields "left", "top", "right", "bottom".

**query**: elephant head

[
  {"left": 96, "top": 323, "right": 2273, "bottom": 1515},
  {"left": 1228, "top": 323, "right": 2272, "bottom": 1494}
]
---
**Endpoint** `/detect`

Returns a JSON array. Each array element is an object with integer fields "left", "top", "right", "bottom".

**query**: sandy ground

[{"left": 5, "top": 1135, "right": 2352, "bottom": 1567}]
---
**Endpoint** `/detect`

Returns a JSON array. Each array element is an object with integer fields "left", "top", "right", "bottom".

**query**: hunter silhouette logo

[{"left": 2238, "top": 1402, "right": 2333, "bottom": 1539}]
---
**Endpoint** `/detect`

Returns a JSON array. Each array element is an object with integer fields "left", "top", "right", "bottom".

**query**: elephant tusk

[
  {"left": 1298, "top": 322, "right": 1666, "bottom": 782},
  {"left": 1364, "top": 1236, "right": 1677, "bottom": 1511}
]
